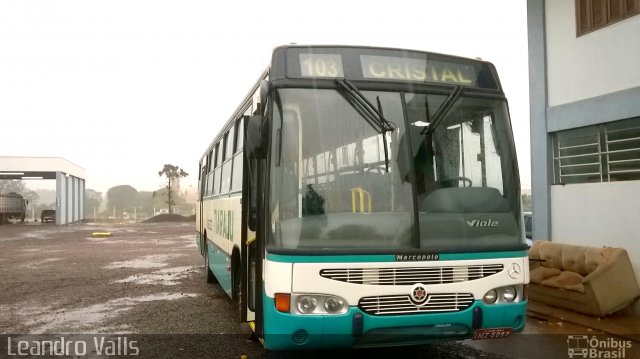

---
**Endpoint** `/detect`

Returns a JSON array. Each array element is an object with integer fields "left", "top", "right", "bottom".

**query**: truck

[{"left": 0, "top": 193, "right": 27, "bottom": 224}]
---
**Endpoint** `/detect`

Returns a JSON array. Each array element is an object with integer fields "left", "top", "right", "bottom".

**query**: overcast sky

[{"left": 0, "top": 0, "right": 530, "bottom": 194}]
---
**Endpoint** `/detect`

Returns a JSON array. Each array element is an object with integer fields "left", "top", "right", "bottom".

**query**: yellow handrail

[{"left": 351, "top": 187, "right": 371, "bottom": 214}]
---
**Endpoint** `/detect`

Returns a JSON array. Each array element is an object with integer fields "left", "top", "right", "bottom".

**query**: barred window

[
  {"left": 553, "top": 117, "right": 640, "bottom": 184},
  {"left": 576, "top": 0, "right": 640, "bottom": 36}
]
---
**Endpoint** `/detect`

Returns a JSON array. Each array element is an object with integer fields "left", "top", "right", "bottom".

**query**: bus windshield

[{"left": 269, "top": 87, "right": 522, "bottom": 253}]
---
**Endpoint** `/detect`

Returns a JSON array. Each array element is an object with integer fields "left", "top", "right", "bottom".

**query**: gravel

[{"left": 0, "top": 222, "right": 507, "bottom": 359}]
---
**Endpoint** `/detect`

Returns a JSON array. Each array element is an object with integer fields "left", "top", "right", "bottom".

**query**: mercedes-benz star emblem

[{"left": 508, "top": 263, "right": 521, "bottom": 279}]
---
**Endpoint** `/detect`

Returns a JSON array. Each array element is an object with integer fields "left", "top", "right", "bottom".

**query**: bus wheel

[
  {"left": 232, "top": 260, "right": 240, "bottom": 301},
  {"left": 204, "top": 242, "right": 217, "bottom": 283},
  {"left": 231, "top": 260, "right": 243, "bottom": 321}
]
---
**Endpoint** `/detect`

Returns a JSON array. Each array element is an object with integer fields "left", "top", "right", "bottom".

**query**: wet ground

[
  {"left": 0, "top": 222, "right": 262, "bottom": 358},
  {"left": 0, "top": 222, "right": 628, "bottom": 358}
]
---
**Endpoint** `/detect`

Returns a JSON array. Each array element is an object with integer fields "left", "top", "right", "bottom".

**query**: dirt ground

[
  {"left": 0, "top": 221, "right": 590, "bottom": 359},
  {"left": 0, "top": 221, "right": 268, "bottom": 358}
]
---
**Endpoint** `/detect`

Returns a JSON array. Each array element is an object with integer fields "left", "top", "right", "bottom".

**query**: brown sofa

[{"left": 528, "top": 240, "right": 640, "bottom": 317}]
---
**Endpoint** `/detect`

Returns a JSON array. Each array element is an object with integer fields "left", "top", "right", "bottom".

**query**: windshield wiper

[
  {"left": 422, "top": 85, "right": 463, "bottom": 134},
  {"left": 336, "top": 79, "right": 396, "bottom": 172},
  {"left": 336, "top": 79, "right": 395, "bottom": 132}
]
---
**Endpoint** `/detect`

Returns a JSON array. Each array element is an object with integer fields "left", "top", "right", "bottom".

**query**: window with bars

[
  {"left": 576, "top": 0, "right": 640, "bottom": 36},
  {"left": 553, "top": 117, "right": 640, "bottom": 184}
]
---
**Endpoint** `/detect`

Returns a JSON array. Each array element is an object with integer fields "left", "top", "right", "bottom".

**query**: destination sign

[
  {"left": 287, "top": 47, "right": 497, "bottom": 89},
  {"left": 361, "top": 55, "right": 477, "bottom": 86},
  {"left": 299, "top": 54, "right": 344, "bottom": 78}
]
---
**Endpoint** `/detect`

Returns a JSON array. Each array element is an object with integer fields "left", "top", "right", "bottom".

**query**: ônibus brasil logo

[{"left": 567, "top": 335, "right": 632, "bottom": 358}]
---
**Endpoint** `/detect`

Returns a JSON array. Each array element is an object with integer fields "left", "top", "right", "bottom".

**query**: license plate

[{"left": 472, "top": 327, "right": 512, "bottom": 340}]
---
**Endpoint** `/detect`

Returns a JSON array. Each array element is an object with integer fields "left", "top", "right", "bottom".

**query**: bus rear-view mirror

[{"left": 246, "top": 115, "right": 268, "bottom": 159}]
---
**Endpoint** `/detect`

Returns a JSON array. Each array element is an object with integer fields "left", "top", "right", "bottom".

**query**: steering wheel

[{"left": 424, "top": 176, "right": 473, "bottom": 192}]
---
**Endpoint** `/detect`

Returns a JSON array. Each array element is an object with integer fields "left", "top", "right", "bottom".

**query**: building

[
  {"left": 0, "top": 157, "right": 85, "bottom": 225},
  {"left": 527, "top": 0, "right": 640, "bottom": 313}
]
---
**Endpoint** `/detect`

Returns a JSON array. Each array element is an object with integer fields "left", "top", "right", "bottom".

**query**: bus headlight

[
  {"left": 324, "top": 297, "right": 345, "bottom": 313},
  {"left": 502, "top": 286, "right": 517, "bottom": 302},
  {"left": 291, "top": 294, "right": 348, "bottom": 315},
  {"left": 297, "top": 296, "right": 317, "bottom": 314},
  {"left": 483, "top": 285, "right": 523, "bottom": 304},
  {"left": 483, "top": 289, "right": 498, "bottom": 304}
]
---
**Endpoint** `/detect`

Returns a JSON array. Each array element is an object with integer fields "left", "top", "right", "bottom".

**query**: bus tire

[
  {"left": 204, "top": 241, "right": 217, "bottom": 284},
  {"left": 231, "top": 249, "right": 240, "bottom": 302}
]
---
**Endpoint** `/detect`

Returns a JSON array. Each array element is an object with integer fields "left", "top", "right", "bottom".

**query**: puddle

[
  {"left": 9, "top": 228, "right": 77, "bottom": 241},
  {"left": 21, "top": 258, "right": 64, "bottom": 269},
  {"left": 19, "top": 230, "right": 63, "bottom": 238},
  {"left": 19, "top": 248, "right": 64, "bottom": 253},
  {"left": 21, "top": 293, "right": 198, "bottom": 334},
  {"left": 115, "top": 266, "right": 198, "bottom": 285},
  {"left": 20, "top": 248, "right": 41, "bottom": 253},
  {"left": 86, "top": 238, "right": 151, "bottom": 245},
  {"left": 19, "top": 248, "right": 64, "bottom": 255},
  {"left": 155, "top": 241, "right": 183, "bottom": 246},
  {"left": 104, "top": 254, "right": 184, "bottom": 269},
  {"left": 86, "top": 238, "right": 184, "bottom": 246}
]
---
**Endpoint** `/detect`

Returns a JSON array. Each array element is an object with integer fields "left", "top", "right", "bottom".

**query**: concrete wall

[
  {"left": 551, "top": 182, "right": 640, "bottom": 312},
  {"left": 56, "top": 172, "right": 85, "bottom": 225},
  {"left": 56, "top": 172, "right": 66, "bottom": 225},
  {"left": 528, "top": 0, "right": 552, "bottom": 242},
  {"left": 545, "top": 0, "right": 640, "bottom": 107}
]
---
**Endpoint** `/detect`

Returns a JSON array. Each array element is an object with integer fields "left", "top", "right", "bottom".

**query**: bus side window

[
  {"left": 220, "top": 130, "right": 232, "bottom": 195},
  {"left": 226, "top": 127, "right": 235, "bottom": 162},
  {"left": 221, "top": 161, "right": 232, "bottom": 195},
  {"left": 216, "top": 141, "right": 223, "bottom": 169},
  {"left": 207, "top": 172, "right": 213, "bottom": 197},
  {"left": 199, "top": 161, "right": 206, "bottom": 198},
  {"left": 212, "top": 142, "right": 221, "bottom": 196},
  {"left": 231, "top": 117, "right": 244, "bottom": 193},
  {"left": 213, "top": 168, "right": 221, "bottom": 196},
  {"left": 236, "top": 117, "right": 244, "bottom": 152}
]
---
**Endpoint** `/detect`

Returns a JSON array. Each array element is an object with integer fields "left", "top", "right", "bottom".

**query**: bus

[{"left": 196, "top": 45, "right": 529, "bottom": 351}]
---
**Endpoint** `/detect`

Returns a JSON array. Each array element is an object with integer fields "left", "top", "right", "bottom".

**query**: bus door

[
  {"left": 241, "top": 114, "right": 268, "bottom": 337},
  {"left": 198, "top": 161, "right": 206, "bottom": 256}
]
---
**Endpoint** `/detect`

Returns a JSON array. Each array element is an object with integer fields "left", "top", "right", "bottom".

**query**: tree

[
  {"left": 21, "top": 190, "right": 39, "bottom": 205},
  {"left": 158, "top": 164, "right": 188, "bottom": 214},
  {"left": 136, "top": 191, "right": 154, "bottom": 217},
  {"left": 0, "top": 180, "right": 27, "bottom": 194},
  {"left": 106, "top": 185, "right": 138, "bottom": 218},
  {"left": 84, "top": 189, "right": 103, "bottom": 218}
]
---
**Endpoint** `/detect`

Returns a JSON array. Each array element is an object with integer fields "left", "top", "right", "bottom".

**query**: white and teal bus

[{"left": 196, "top": 45, "right": 529, "bottom": 350}]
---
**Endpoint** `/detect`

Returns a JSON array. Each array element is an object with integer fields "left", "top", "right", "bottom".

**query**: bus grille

[
  {"left": 319, "top": 264, "right": 503, "bottom": 285},
  {"left": 359, "top": 293, "right": 474, "bottom": 315}
]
